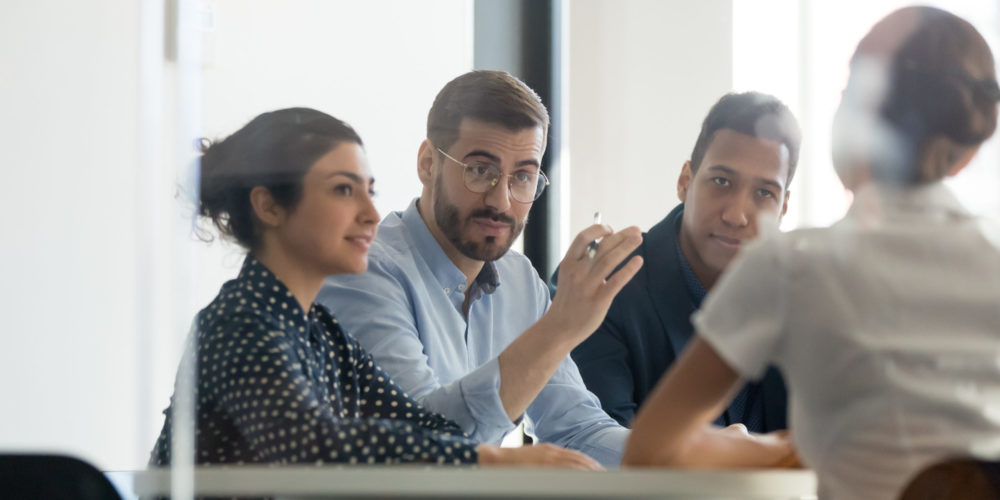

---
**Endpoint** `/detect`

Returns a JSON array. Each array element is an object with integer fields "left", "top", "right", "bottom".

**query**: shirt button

[
  {"left": 457, "top": 284, "right": 466, "bottom": 291},
  {"left": 444, "top": 288, "right": 451, "bottom": 294}
]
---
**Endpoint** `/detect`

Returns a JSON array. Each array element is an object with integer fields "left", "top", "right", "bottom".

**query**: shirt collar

[
  {"left": 848, "top": 181, "right": 972, "bottom": 224},
  {"left": 470, "top": 260, "right": 500, "bottom": 301},
  {"left": 236, "top": 255, "right": 314, "bottom": 327},
  {"left": 400, "top": 199, "right": 501, "bottom": 298}
]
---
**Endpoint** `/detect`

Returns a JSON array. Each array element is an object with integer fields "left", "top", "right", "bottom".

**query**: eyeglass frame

[{"left": 435, "top": 147, "right": 550, "bottom": 203}]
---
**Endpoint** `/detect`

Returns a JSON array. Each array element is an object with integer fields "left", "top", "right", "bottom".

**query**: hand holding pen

[{"left": 542, "top": 213, "right": 644, "bottom": 343}]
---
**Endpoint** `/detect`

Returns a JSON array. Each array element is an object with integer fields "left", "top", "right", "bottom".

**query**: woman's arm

[{"left": 623, "top": 336, "right": 795, "bottom": 468}]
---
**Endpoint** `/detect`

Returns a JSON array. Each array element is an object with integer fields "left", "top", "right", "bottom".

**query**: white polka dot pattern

[{"left": 150, "top": 257, "right": 478, "bottom": 466}]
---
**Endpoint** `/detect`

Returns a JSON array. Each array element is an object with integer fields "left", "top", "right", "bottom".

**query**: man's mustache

[{"left": 468, "top": 209, "right": 516, "bottom": 226}]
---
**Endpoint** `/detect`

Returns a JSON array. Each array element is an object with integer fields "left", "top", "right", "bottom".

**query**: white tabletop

[{"left": 122, "top": 465, "right": 817, "bottom": 499}]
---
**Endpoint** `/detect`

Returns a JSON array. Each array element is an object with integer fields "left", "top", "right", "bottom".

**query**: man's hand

[
  {"left": 494, "top": 224, "right": 642, "bottom": 422},
  {"left": 476, "top": 443, "right": 604, "bottom": 471},
  {"left": 543, "top": 224, "right": 643, "bottom": 346}
]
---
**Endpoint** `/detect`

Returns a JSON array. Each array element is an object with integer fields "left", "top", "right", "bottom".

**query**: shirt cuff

[
  {"left": 572, "top": 425, "right": 630, "bottom": 468},
  {"left": 459, "top": 356, "right": 516, "bottom": 443}
]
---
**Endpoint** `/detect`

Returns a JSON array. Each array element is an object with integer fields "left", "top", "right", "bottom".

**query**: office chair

[
  {"left": 0, "top": 454, "right": 123, "bottom": 500},
  {"left": 898, "top": 457, "right": 1000, "bottom": 500}
]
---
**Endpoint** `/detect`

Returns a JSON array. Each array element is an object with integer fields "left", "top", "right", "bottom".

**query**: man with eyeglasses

[{"left": 318, "top": 70, "right": 643, "bottom": 467}]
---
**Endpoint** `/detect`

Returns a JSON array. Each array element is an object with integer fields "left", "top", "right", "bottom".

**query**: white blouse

[{"left": 694, "top": 182, "right": 1000, "bottom": 500}]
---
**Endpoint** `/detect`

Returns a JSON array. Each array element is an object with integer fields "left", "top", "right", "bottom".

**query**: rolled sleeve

[
  {"left": 452, "top": 357, "right": 516, "bottom": 442},
  {"left": 526, "top": 355, "right": 629, "bottom": 467},
  {"left": 414, "top": 356, "right": 515, "bottom": 443}
]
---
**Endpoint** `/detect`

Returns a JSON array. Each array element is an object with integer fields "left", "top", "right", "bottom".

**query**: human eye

[
  {"left": 512, "top": 170, "right": 535, "bottom": 184},
  {"left": 467, "top": 162, "right": 496, "bottom": 179},
  {"left": 757, "top": 187, "right": 777, "bottom": 200},
  {"left": 333, "top": 183, "right": 353, "bottom": 196},
  {"left": 711, "top": 177, "right": 731, "bottom": 187}
]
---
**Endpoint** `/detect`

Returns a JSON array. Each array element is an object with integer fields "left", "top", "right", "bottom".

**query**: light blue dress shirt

[{"left": 318, "top": 199, "right": 628, "bottom": 466}]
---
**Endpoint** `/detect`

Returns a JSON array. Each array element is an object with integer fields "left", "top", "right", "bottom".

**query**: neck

[
  {"left": 252, "top": 244, "right": 323, "bottom": 314},
  {"left": 417, "top": 196, "right": 484, "bottom": 286},
  {"left": 677, "top": 227, "right": 719, "bottom": 291}
]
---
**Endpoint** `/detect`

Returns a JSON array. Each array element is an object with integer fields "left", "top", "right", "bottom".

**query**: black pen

[{"left": 587, "top": 211, "right": 601, "bottom": 259}]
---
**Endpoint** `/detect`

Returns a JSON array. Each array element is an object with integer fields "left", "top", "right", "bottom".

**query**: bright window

[{"left": 735, "top": 0, "right": 1000, "bottom": 228}]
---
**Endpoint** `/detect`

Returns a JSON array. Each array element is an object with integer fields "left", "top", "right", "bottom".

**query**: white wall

[
  {"left": 191, "top": 0, "right": 474, "bottom": 323},
  {"left": 566, "top": 0, "right": 734, "bottom": 239},
  {"left": 0, "top": 0, "right": 143, "bottom": 470},
  {"left": 0, "top": 0, "right": 473, "bottom": 470}
]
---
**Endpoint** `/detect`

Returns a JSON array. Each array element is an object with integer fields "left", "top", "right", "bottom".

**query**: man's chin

[{"left": 457, "top": 237, "right": 513, "bottom": 262}]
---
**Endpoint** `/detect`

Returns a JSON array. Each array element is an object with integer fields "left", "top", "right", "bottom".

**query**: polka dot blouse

[{"left": 150, "top": 256, "right": 478, "bottom": 466}]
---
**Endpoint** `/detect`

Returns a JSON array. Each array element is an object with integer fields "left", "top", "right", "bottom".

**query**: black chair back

[{"left": 0, "top": 454, "right": 122, "bottom": 500}]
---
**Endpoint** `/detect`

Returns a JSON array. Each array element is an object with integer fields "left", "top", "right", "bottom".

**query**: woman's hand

[
  {"left": 752, "top": 430, "right": 802, "bottom": 468},
  {"left": 476, "top": 443, "right": 604, "bottom": 471}
]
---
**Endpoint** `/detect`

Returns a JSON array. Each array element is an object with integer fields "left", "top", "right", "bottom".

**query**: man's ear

[
  {"left": 417, "top": 139, "right": 435, "bottom": 187},
  {"left": 677, "top": 161, "right": 693, "bottom": 202},
  {"left": 249, "top": 186, "right": 284, "bottom": 228}
]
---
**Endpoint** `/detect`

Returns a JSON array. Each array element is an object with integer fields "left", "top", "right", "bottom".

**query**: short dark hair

[
  {"left": 427, "top": 70, "right": 550, "bottom": 152},
  {"left": 833, "top": 6, "right": 999, "bottom": 185},
  {"left": 689, "top": 92, "right": 802, "bottom": 185},
  {"left": 198, "top": 107, "right": 362, "bottom": 250}
]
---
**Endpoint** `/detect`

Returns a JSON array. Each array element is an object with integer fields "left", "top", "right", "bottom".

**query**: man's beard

[{"left": 433, "top": 176, "right": 526, "bottom": 262}]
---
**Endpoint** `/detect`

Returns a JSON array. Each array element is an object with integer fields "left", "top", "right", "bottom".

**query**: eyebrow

[
  {"left": 706, "top": 164, "right": 784, "bottom": 191},
  {"left": 464, "top": 149, "right": 541, "bottom": 169}
]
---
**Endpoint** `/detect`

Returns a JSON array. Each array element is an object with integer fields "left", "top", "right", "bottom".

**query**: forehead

[
  {"left": 452, "top": 118, "right": 546, "bottom": 158},
  {"left": 698, "top": 129, "right": 790, "bottom": 186},
  {"left": 307, "top": 142, "right": 371, "bottom": 179}
]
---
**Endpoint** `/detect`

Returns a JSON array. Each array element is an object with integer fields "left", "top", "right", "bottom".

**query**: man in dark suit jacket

[{"left": 556, "top": 92, "right": 801, "bottom": 432}]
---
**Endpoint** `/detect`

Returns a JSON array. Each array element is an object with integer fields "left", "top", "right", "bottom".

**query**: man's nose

[
  {"left": 483, "top": 175, "right": 512, "bottom": 212},
  {"left": 721, "top": 193, "right": 752, "bottom": 227}
]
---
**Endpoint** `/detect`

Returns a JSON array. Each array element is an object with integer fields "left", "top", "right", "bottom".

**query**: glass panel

[{"left": 0, "top": 0, "right": 473, "bottom": 489}]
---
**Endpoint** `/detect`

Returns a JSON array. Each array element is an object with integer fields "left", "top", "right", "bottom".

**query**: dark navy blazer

[{"left": 554, "top": 204, "right": 787, "bottom": 430}]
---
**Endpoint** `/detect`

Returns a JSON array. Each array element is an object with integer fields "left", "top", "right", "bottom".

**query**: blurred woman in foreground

[{"left": 624, "top": 7, "right": 1000, "bottom": 499}]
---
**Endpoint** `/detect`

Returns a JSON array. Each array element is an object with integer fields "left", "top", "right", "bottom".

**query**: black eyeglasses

[{"left": 436, "top": 147, "right": 549, "bottom": 203}]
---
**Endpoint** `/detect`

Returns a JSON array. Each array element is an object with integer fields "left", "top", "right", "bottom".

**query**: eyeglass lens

[{"left": 463, "top": 162, "right": 544, "bottom": 202}]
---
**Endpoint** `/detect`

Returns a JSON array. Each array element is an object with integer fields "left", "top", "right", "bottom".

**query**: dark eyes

[
  {"left": 467, "top": 163, "right": 493, "bottom": 177},
  {"left": 333, "top": 184, "right": 377, "bottom": 198},
  {"left": 512, "top": 171, "right": 533, "bottom": 183},
  {"left": 711, "top": 177, "right": 778, "bottom": 200},
  {"left": 467, "top": 163, "right": 536, "bottom": 184}
]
